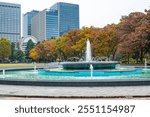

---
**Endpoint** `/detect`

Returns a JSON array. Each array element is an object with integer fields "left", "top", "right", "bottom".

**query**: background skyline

[{"left": 1, "top": 0, "right": 150, "bottom": 28}]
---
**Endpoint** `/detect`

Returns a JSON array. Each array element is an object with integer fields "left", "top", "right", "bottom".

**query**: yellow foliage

[{"left": 29, "top": 48, "right": 40, "bottom": 61}]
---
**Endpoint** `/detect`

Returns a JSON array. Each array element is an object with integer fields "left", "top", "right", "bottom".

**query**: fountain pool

[
  {"left": 39, "top": 68, "right": 142, "bottom": 77},
  {"left": 0, "top": 66, "right": 150, "bottom": 86},
  {"left": 0, "top": 67, "right": 148, "bottom": 80}
]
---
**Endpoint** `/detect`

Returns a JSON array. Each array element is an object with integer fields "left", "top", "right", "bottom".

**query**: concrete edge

[
  {"left": 0, "top": 94, "right": 150, "bottom": 99},
  {"left": 0, "top": 78, "right": 150, "bottom": 87}
]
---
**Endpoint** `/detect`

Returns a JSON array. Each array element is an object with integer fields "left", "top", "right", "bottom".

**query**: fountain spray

[{"left": 85, "top": 39, "right": 92, "bottom": 62}]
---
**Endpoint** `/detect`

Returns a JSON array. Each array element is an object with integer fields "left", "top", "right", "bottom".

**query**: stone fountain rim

[{"left": 60, "top": 61, "right": 119, "bottom": 65}]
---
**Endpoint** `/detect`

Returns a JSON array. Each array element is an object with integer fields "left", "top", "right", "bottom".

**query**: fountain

[
  {"left": 61, "top": 40, "right": 118, "bottom": 70},
  {"left": 3, "top": 69, "right": 5, "bottom": 78},
  {"left": 90, "top": 64, "right": 93, "bottom": 79},
  {"left": 0, "top": 39, "right": 146, "bottom": 87},
  {"left": 37, "top": 39, "right": 143, "bottom": 77},
  {"left": 34, "top": 65, "right": 37, "bottom": 72},
  {"left": 86, "top": 40, "right": 92, "bottom": 62},
  {"left": 0, "top": 38, "right": 147, "bottom": 87}
]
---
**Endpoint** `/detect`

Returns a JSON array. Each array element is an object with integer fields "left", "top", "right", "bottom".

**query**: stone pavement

[{"left": 0, "top": 85, "right": 150, "bottom": 98}]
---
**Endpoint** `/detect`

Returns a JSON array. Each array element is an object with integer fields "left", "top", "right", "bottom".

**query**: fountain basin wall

[
  {"left": 61, "top": 61, "right": 118, "bottom": 70},
  {"left": 0, "top": 78, "right": 150, "bottom": 87}
]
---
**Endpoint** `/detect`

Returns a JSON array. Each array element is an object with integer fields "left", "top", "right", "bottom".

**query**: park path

[{"left": 0, "top": 85, "right": 150, "bottom": 98}]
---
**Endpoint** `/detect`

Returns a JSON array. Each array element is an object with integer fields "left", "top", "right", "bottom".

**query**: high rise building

[
  {"left": 51, "top": 2, "right": 79, "bottom": 36},
  {"left": 32, "top": 9, "right": 58, "bottom": 41},
  {"left": 0, "top": 2, "right": 21, "bottom": 42},
  {"left": 32, "top": 2, "right": 79, "bottom": 41},
  {"left": 23, "top": 10, "right": 39, "bottom": 37}
]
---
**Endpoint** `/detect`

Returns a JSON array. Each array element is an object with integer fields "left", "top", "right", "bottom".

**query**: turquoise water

[
  {"left": 39, "top": 69, "right": 142, "bottom": 77},
  {"left": 0, "top": 67, "right": 150, "bottom": 80}
]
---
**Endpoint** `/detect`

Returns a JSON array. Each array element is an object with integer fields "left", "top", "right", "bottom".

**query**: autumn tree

[
  {"left": 29, "top": 48, "right": 40, "bottom": 62},
  {"left": 117, "top": 11, "right": 150, "bottom": 63},
  {"left": 91, "top": 24, "right": 119, "bottom": 60},
  {"left": 72, "top": 27, "right": 102, "bottom": 60},
  {"left": 0, "top": 38, "right": 11, "bottom": 62},
  {"left": 30, "top": 26, "right": 119, "bottom": 62},
  {"left": 43, "top": 39, "right": 57, "bottom": 61},
  {"left": 56, "top": 29, "right": 85, "bottom": 61},
  {"left": 142, "top": 10, "right": 150, "bottom": 59},
  {"left": 30, "top": 42, "right": 46, "bottom": 62}
]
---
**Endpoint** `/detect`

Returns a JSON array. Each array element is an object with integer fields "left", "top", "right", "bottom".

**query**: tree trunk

[
  {"left": 112, "top": 49, "right": 116, "bottom": 60},
  {"left": 136, "top": 57, "right": 138, "bottom": 64},
  {"left": 140, "top": 49, "right": 143, "bottom": 63},
  {"left": 127, "top": 53, "right": 130, "bottom": 64}
]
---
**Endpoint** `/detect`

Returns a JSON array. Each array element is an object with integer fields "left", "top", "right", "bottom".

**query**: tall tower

[
  {"left": 32, "top": 9, "right": 47, "bottom": 42},
  {"left": 51, "top": 2, "right": 79, "bottom": 36},
  {"left": 0, "top": 2, "right": 21, "bottom": 42},
  {"left": 23, "top": 10, "right": 39, "bottom": 37}
]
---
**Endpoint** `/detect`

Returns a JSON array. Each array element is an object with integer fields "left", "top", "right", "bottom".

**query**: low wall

[{"left": 0, "top": 78, "right": 150, "bottom": 87}]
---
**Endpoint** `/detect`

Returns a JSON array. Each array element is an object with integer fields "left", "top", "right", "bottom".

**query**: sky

[{"left": 1, "top": 0, "right": 150, "bottom": 28}]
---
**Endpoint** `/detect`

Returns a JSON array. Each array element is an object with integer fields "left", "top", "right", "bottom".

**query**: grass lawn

[{"left": 0, "top": 63, "right": 45, "bottom": 67}]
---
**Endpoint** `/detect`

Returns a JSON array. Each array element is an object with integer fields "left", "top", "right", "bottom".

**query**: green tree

[
  {"left": 0, "top": 38, "right": 11, "bottom": 62},
  {"left": 15, "top": 50, "right": 24, "bottom": 63},
  {"left": 10, "top": 42, "right": 16, "bottom": 62},
  {"left": 25, "top": 39, "right": 35, "bottom": 61}
]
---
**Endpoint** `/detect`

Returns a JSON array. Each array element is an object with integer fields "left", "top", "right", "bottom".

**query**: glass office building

[
  {"left": 32, "top": 9, "right": 58, "bottom": 41},
  {"left": 32, "top": 2, "right": 79, "bottom": 41},
  {"left": 51, "top": 2, "right": 79, "bottom": 36},
  {"left": 23, "top": 10, "right": 39, "bottom": 37},
  {"left": 46, "top": 9, "right": 59, "bottom": 39},
  {"left": 0, "top": 2, "right": 21, "bottom": 42}
]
